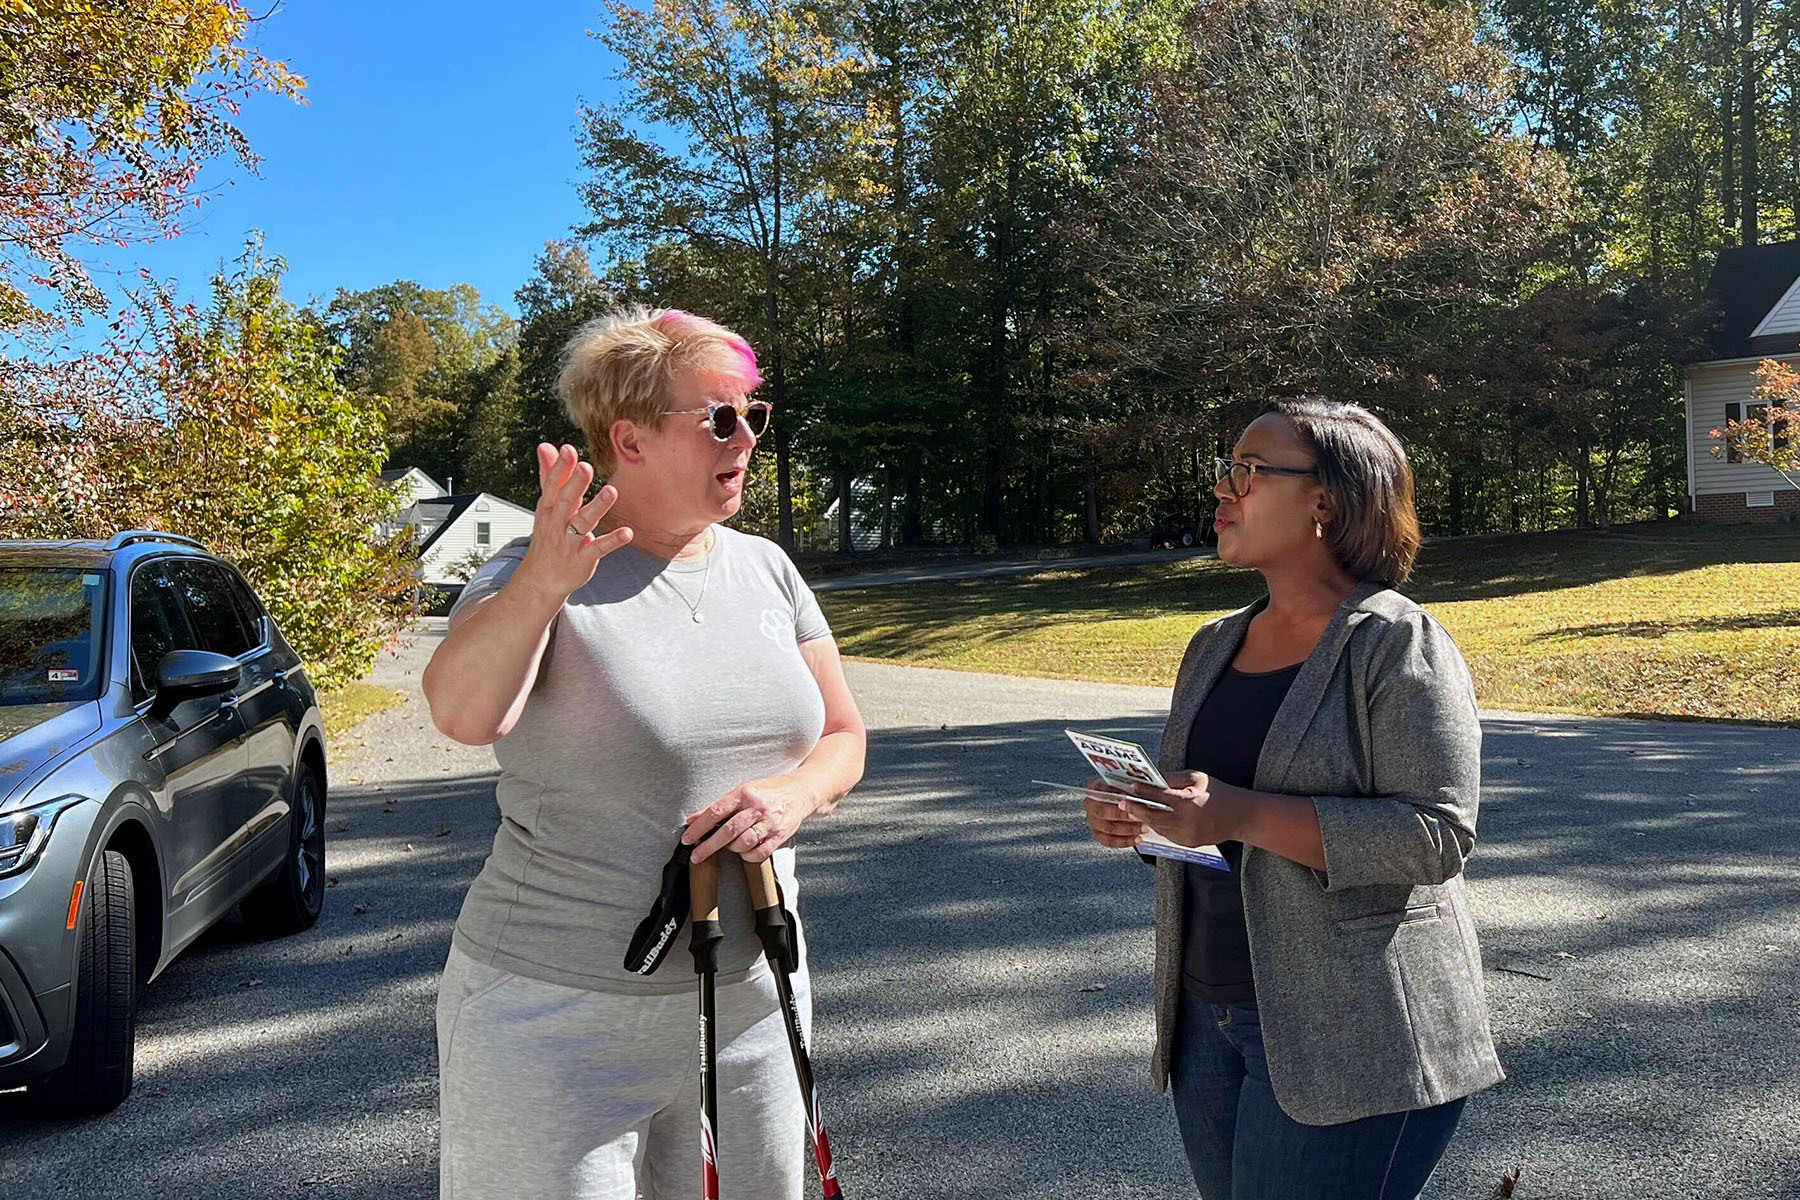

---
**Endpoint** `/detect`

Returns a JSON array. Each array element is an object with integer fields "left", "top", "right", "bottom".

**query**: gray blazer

[{"left": 1151, "top": 580, "right": 1505, "bottom": 1125}]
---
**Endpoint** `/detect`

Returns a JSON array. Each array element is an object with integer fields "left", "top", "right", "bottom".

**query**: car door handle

[
  {"left": 272, "top": 669, "right": 288, "bottom": 686},
  {"left": 218, "top": 694, "right": 241, "bottom": 712}
]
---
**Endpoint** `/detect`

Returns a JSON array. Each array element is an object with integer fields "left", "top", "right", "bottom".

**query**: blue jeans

[{"left": 1170, "top": 994, "right": 1466, "bottom": 1200}]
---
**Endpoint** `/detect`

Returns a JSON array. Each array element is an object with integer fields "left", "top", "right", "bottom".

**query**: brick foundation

[{"left": 1692, "top": 489, "right": 1800, "bottom": 522}]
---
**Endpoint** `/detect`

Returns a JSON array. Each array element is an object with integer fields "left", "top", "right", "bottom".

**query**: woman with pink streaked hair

[{"left": 423, "top": 306, "right": 866, "bottom": 1200}]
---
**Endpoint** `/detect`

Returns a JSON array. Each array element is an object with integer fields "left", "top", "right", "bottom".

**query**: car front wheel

[
  {"left": 241, "top": 760, "right": 325, "bottom": 936},
  {"left": 39, "top": 849, "right": 137, "bottom": 1117}
]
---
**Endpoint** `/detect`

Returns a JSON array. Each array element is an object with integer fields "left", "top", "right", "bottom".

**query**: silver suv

[{"left": 0, "top": 532, "right": 328, "bottom": 1115}]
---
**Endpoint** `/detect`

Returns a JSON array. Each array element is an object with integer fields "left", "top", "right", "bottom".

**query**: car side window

[
  {"left": 220, "top": 566, "right": 268, "bottom": 647},
  {"left": 129, "top": 563, "right": 200, "bottom": 702},
  {"left": 165, "top": 559, "right": 255, "bottom": 659}
]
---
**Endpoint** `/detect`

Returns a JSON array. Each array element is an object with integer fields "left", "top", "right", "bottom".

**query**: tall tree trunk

[
  {"left": 1790, "top": 67, "right": 1799, "bottom": 235},
  {"left": 1723, "top": 82, "right": 1737, "bottom": 242},
  {"left": 1574, "top": 442, "right": 1592, "bottom": 528},
  {"left": 1083, "top": 451, "right": 1100, "bottom": 544},
  {"left": 980, "top": 153, "right": 1021, "bottom": 541},
  {"left": 768, "top": 69, "right": 794, "bottom": 551},
  {"left": 769, "top": 292, "right": 794, "bottom": 551},
  {"left": 879, "top": 465, "right": 895, "bottom": 548},
  {"left": 1740, "top": 0, "right": 1759, "bottom": 246},
  {"left": 1508, "top": 425, "right": 1524, "bottom": 532},
  {"left": 835, "top": 462, "right": 853, "bottom": 553},
  {"left": 902, "top": 452, "right": 922, "bottom": 545}
]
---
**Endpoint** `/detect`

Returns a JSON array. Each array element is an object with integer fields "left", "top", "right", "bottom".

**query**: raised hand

[{"left": 515, "top": 443, "right": 634, "bottom": 603}]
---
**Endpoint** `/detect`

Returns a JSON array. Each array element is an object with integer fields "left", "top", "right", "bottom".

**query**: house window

[
  {"left": 1728, "top": 402, "right": 1791, "bottom": 461},
  {"left": 476, "top": 522, "right": 491, "bottom": 546}
]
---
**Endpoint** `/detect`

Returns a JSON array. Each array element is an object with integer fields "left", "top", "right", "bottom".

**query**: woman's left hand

[
  {"left": 683, "top": 776, "right": 817, "bottom": 864},
  {"left": 1116, "top": 770, "right": 1240, "bottom": 849}
]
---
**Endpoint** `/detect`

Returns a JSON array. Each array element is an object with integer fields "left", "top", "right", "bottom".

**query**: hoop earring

[{"left": 1315, "top": 521, "right": 1323, "bottom": 539}]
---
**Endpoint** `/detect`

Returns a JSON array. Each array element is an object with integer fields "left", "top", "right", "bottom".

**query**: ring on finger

[{"left": 566, "top": 523, "right": 583, "bottom": 538}]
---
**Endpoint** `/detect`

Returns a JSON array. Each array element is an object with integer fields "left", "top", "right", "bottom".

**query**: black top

[{"left": 1179, "top": 660, "right": 1303, "bottom": 1003}]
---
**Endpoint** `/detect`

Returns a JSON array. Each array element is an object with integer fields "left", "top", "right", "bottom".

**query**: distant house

[
  {"left": 1688, "top": 239, "right": 1800, "bottom": 521},
  {"left": 381, "top": 468, "right": 535, "bottom": 589},
  {"left": 379, "top": 467, "right": 449, "bottom": 509},
  {"left": 409, "top": 493, "right": 535, "bottom": 587}
]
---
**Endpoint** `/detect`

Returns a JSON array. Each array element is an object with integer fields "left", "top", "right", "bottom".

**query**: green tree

[
  {"left": 578, "top": 0, "right": 865, "bottom": 548},
  {"left": 458, "top": 346, "right": 531, "bottom": 502},
  {"left": 316, "top": 281, "right": 517, "bottom": 484},
  {"left": 506, "top": 241, "right": 618, "bottom": 498},
  {"left": 0, "top": 0, "right": 302, "bottom": 330},
  {"left": 0, "top": 240, "right": 416, "bottom": 690}
]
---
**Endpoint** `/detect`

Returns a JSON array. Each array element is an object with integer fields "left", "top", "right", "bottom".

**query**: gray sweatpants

[{"left": 437, "top": 944, "right": 810, "bottom": 1200}]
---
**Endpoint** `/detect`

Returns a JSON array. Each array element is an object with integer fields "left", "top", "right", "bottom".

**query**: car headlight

[{"left": 0, "top": 794, "right": 89, "bottom": 878}]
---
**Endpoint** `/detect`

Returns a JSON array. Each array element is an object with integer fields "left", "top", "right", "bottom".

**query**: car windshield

[{"left": 0, "top": 567, "right": 108, "bottom": 706}]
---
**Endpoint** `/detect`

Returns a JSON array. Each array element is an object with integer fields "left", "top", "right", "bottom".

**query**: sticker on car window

[
  {"left": 48, "top": 669, "right": 80, "bottom": 683},
  {"left": 82, "top": 574, "right": 103, "bottom": 586}
]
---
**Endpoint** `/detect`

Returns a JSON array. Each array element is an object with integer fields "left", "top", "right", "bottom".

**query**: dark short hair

[{"left": 1268, "top": 398, "right": 1421, "bottom": 586}]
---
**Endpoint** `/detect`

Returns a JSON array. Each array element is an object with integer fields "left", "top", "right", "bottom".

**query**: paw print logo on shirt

[{"left": 759, "top": 606, "right": 791, "bottom": 644}]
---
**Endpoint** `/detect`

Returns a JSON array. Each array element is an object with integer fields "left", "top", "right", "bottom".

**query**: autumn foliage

[{"left": 0, "top": 245, "right": 417, "bottom": 691}]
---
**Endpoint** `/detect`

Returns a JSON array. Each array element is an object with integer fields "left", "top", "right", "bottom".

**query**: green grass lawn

[
  {"left": 320, "top": 680, "right": 407, "bottom": 741},
  {"left": 819, "top": 523, "right": 1800, "bottom": 725}
]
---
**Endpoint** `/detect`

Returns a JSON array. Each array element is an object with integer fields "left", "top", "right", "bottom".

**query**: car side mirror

[{"left": 149, "top": 650, "right": 242, "bottom": 720}]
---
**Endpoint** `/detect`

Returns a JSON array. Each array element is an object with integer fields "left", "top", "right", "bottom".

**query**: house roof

[
  {"left": 1699, "top": 238, "right": 1800, "bottom": 362},
  {"left": 411, "top": 492, "right": 532, "bottom": 555},
  {"left": 381, "top": 466, "right": 448, "bottom": 495},
  {"left": 413, "top": 494, "right": 480, "bottom": 554}
]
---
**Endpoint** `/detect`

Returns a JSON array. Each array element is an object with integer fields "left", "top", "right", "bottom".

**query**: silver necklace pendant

[{"left": 692, "top": 611, "right": 705, "bottom": 623}]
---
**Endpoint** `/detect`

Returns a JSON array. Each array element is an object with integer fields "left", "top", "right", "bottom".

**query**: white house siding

[
  {"left": 391, "top": 468, "right": 447, "bottom": 507},
  {"left": 1752, "top": 276, "right": 1800, "bottom": 336},
  {"left": 1685, "top": 359, "right": 1800, "bottom": 497},
  {"left": 419, "top": 495, "right": 536, "bottom": 585}
]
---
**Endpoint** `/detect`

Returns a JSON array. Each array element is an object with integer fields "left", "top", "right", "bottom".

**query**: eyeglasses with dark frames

[
  {"left": 663, "top": 400, "right": 773, "bottom": 442},
  {"left": 1213, "top": 457, "right": 1319, "bottom": 498}
]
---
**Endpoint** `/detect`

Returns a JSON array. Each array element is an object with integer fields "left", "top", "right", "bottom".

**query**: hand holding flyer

[{"left": 1059, "top": 729, "right": 1230, "bottom": 872}]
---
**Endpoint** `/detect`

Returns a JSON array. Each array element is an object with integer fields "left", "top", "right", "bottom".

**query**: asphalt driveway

[{"left": 1, "top": 627, "right": 1796, "bottom": 1198}]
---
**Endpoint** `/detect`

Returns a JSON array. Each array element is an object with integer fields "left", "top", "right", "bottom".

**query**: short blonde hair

[{"left": 557, "top": 306, "right": 763, "bottom": 472}]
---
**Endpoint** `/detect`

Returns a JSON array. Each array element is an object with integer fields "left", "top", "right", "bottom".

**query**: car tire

[
  {"left": 39, "top": 849, "right": 137, "bottom": 1117},
  {"left": 1179, "top": 531, "right": 1196, "bottom": 547},
  {"left": 241, "top": 760, "right": 325, "bottom": 937}
]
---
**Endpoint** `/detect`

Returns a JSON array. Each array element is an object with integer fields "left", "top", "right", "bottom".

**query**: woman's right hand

[
  {"left": 1082, "top": 777, "right": 1148, "bottom": 849},
  {"left": 515, "top": 443, "right": 635, "bottom": 604}
]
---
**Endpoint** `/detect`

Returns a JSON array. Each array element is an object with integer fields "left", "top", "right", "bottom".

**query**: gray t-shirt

[{"left": 447, "top": 524, "right": 832, "bottom": 993}]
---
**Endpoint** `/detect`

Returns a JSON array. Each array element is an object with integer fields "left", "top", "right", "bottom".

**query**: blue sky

[{"left": 105, "top": 1, "right": 624, "bottom": 320}]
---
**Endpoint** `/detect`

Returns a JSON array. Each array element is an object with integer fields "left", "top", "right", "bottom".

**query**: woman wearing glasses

[
  {"left": 422, "top": 307, "right": 866, "bottom": 1200},
  {"left": 1084, "top": 399, "right": 1502, "bottom": 1199}
]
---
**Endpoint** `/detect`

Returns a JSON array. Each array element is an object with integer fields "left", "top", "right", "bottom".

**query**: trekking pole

[
  {"left": 743, "top": 856, "right": 845, "bottom": 1199},
  {"left": 690, "top": 852, "right": 724, "bottom": 1200}
]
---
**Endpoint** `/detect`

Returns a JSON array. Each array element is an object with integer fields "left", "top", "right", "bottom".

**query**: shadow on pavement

[{"left": 3, "top": 709, "right": 1796, "bottom": 1198}]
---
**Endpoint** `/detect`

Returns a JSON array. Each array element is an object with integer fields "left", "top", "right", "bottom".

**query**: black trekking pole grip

[
  {"left": 742, "top": 857, "right": 801, "bottom": 975},
  {"left": 690, "top": 854, "right": 723, "bottom": 963}
]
